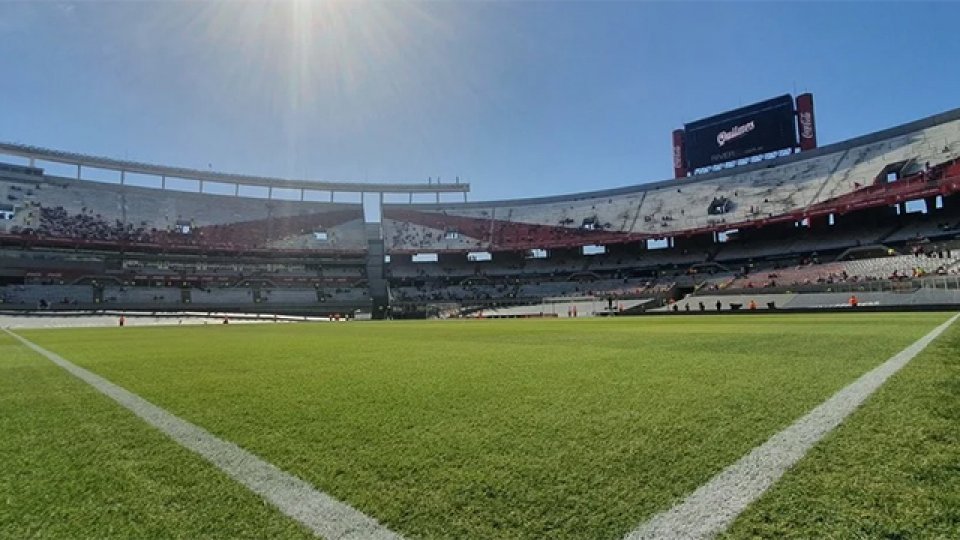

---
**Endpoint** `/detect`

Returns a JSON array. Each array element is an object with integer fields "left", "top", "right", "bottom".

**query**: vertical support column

[
  {"left": 234, "top": 183, "right": 240, "bottom": 196},
  {"left": 76, "top": 164, "right": 81, "bottom": 180},
  {"left": 120, "top": 170, "right": 126, "bottom": 185},
  {"left": 436, "top": 191, "right": 440, "bottom": 203},
  {"left": 161, "top": 175, "right": 166, "bottom": 189},
  {"left": 199, "top": 180, "right": 205, "bottom": 194},
  {"left": 300, "top": 189, "right": 305, "bottom": 202},
  {"left": 267, "top": 186, "right": 273, "bottom": 200},
  {"left": 329, "top": 191, "right": 334, "bottom": 202},
  {"left": 409, "top": 193, "right": 413, "bottom": 204}
]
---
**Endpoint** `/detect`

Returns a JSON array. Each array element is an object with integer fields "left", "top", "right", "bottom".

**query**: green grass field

[
  {"left": 1, "top": 313, "right": 957, "bottom": 539},
  {"left": 722, "top": 316, "right": 960, "bottom": 539}
]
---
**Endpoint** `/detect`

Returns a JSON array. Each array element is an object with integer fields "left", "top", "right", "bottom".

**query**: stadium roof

[{"left": 0, "top": 142, "right": 469, "bottom": 195}]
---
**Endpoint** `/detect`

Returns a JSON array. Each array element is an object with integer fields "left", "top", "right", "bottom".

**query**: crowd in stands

[{"left": 10, "top": 206, "right": 153, "bottom": 243}]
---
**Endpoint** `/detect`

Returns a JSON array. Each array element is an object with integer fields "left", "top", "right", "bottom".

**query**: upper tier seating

[
  {"left": 0, "top": 177, "right": 366, "bottom": 252},
  {"left": 383, "top": 116, "right": 960, "bottom": 252}
]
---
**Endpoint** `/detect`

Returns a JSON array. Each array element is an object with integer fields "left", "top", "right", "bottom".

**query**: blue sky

[{"left": 1, "top": 1, "right": 958, "bottom": 202}]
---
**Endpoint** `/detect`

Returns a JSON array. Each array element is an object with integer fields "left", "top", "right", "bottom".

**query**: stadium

[
  {"left": 3, "top": 3, "right": 960, "bottom": 540},
  {"left": 3, "top": 99, "right": 960, "bottom": 319}
]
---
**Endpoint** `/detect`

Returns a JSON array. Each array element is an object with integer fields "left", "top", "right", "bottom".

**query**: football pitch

[{"left": 2, "top": 313, "right": 959, "bottom": 539}]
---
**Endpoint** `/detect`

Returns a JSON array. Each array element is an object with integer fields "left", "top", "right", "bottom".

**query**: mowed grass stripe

[
  {"left": 19, "top": 313, "right": 953, "bottom": 539},
  {"left": 3, "top": 329, "right": 403, "bottom": 540},
  {"left": 0, "top": 332, "right": 315, "bottom": 540},
  {"left": 721, "top": 317, "right": 960, "bottom": 539},
  {"left": 628, "top": 313, "right": 959, "bottom": 540}
]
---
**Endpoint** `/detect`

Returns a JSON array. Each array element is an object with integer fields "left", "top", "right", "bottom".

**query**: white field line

[
  {"left": 626, "top": 312, "right": 959, "bottom": 540},
  {"left": 2, "top": 328, "right": 404, "bottom": 540}
]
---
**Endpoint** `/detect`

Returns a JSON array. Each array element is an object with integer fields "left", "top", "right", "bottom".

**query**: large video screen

[{"left": 684, "top": 95, "right": 797, "bottom": 169}]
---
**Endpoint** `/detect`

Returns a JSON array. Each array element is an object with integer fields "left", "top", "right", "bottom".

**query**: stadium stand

[
  {"left": 0, "top": 176, "right": 366, "bottom": 252},
  {"left": 3, "top": 107, "right": 960, "bottom": 316},
  {"left": 382, "top": 113, "right": 960, "bottom": 253},
  {"left": 722, "top": 252, "right": 960, "bottom": 290}
]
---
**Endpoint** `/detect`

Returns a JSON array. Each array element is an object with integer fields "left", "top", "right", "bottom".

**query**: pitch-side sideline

[{"left": 625, "top": 313, "right": 960, "bottom": 540}]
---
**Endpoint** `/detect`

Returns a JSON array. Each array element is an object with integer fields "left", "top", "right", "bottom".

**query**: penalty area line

[
  {"left": 2, "top": 328, "right": 404, "bottom": 540},
  {"left": 625, "top": 313, "right": 960, "bottom": 540}
]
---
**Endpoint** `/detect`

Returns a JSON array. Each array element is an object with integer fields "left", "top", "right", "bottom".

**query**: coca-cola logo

[
  {"left": 799, "top": 111, "right": 814, "bottom": 139},
  {"left": 717, "top": 121, "right": 755, "bottom": 147},
  {"left": 673, "top": 145, "right": 682, "bottom": 169}
]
